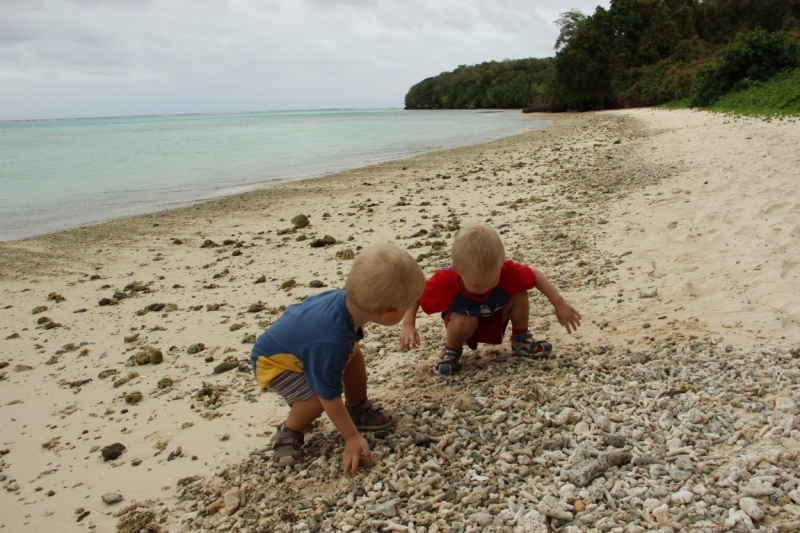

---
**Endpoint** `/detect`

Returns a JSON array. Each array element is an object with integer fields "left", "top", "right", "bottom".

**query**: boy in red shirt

[{"left": 400, "top": 224, "right": 581, "bottom": 374}]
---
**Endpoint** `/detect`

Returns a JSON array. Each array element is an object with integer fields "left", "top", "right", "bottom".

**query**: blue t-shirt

[{"left": 250, "top": 290, "right": 362, "bottom": 400}]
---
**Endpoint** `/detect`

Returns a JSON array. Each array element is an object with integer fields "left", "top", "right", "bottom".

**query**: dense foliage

[
  {"left": 691, "top": 28, "right": 800, "bottom": 106},
  {"left": 404, "top": 58, "right": 556, "bottom": 110},
  {"left": 552, "top": 0, "right": 800, "bottom": 110},
  {"left": 709, "top": 66, "right": 800, "bottom": 116},
  {"left": 405, "top": 0, "right": 800, "bottom": 112}
]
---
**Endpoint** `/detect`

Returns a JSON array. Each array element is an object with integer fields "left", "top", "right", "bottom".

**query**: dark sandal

[
  {"left": 270, "top": 427, "right": 304, "bottom": 466},
  {"left": 347, "top": 400, "right": 396, "bottom": 430}
]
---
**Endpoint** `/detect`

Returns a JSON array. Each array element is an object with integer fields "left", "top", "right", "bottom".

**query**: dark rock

[
  {"left": 291, "top": 214, "right": 310, "bottom": 228},
  {"left": 413, "top": 431, "right": 432, "bottom": 447},
  {"left": 187, "top": 343, "right": 205, "bottom": 354},
  {"left": 144, "top": 303, "right": 165, "bottom": 313},
  {"left": 73, "top": 308, "right": 87, "bottom": 313},
  {"left": 254, "top": 275, "right": 266, "bottom": 284},
  {"left": 602, "top": 433, "right": 627, "bottom": 448},
  {"left": 101, "top": 443, "right": 126, "bottom": 461},
  {"left": 222, "top": 239, "right": 235, "bottom": 245},
  {"left": 309, "top": 280, "right": 326, "bottom": 288},
  {"left": 136, "top": 346, "right": 163, "bottom": 364},
  {"left": 76, "top": 511, "right": 90, "bottom": 522},
  {"left": 231, "top": 250, "right": 242, "bottom": 256},
  {"left": 98, "top": 369, "right": 118, "bottom": 379},
  {"left": 124, "top": 390, "right": 143, "bottom": 404},
  {"left": 102, "top": 493, "right": 123, "bottom": 504},
  {"left": 124, "top": 282, "right": 148, "bottom": 292},
  {"left": 247, "top": 303, "right": 265, "bottom": 313},
  {"left": 200, "top": 239, "right": 219, "bottom": 248},
  {"left": 605, "top": 449, "right": 633, "bottom": 467},
  {"left": 214, "top": 361, "right": 239, "bottom": 374},
  {"left": 98, "top": 298, "right": 117, "bottom": 306},
  {"left": 310, "top": 235, "right": 336, "bottom": 248}
]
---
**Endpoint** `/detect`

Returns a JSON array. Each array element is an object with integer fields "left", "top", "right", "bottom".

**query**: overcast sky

[{"left": 1, "top": 0, "right": 608, "bottom": 120}]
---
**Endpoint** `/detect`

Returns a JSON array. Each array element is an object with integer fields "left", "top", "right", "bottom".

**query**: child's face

[{"left": 458, "top": 269, "right": 501, "bottom": 296}]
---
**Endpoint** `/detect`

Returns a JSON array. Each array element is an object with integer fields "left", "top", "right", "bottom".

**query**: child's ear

[{"left": 379, "top": 308, "right": 399, "bottom": 322}]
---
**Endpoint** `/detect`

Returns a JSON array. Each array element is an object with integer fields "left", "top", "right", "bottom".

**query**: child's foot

[
  {"left": 347, "top": 400, "right": 396, "bottom": 430},
  {"left": 511, "top": 331, "right": 552, "bottom": 358},
  {"left": 434, "top": 346, "right": 462, "bottom": 375},
  {"left": 270, "top": 424, "right": 304, "bottom": 466}
]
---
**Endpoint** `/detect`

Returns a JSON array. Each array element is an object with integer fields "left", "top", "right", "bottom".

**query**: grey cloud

[{"left": 0, "top": 0, "right": 608, "bottom": 120}]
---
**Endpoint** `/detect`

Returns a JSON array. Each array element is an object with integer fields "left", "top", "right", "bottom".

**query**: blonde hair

[
  {"left": 451, "top": 224, "right": 505, "bottom": 277},
  {"left": 345, "top": 242, "right": 426, "bottom": 313}
]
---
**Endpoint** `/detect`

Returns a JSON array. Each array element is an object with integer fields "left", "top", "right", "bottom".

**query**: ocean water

[{"left": 0, "top": 109, "right": 545, "bottom": 241}]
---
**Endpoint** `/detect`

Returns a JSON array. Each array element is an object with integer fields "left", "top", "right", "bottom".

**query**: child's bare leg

[
  {"left": 343, "top": 347, "right": 395, "bottom": 429},
  {"left": 505, "top": 290, "right": 530, "bottom": 331},
  {"left": 285, "top": 395, "right": 324, "bottom": 432},
  {"left": 505, "top": 290, "right": 552, "bottom": 357},
  {"left": 343, "top": 347, "right": 367, "bottom": 405},
  {"left": 445, "top": 313, "right": 479, "bottom": 349}
]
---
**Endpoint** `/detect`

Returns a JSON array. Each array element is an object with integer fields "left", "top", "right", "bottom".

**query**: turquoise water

[{"left": 0, "top": 109, "right": 545, "bottom": 241}]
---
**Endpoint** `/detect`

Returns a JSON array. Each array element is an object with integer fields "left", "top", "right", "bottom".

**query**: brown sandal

[
  {"left": 270, "top": 427, "right": 304, "bottom": 466},
  {"left": 347, "top": 400, "right": 396, "bottom": 431}
]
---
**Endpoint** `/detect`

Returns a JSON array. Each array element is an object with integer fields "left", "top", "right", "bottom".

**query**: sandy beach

[{"left": 2, "top": 108, "right": 799, "bottom": 533}]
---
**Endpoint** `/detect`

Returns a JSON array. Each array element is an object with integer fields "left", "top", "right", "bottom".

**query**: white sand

[{"left": 0, "top": 108, "right": 797, "bottom": 532}]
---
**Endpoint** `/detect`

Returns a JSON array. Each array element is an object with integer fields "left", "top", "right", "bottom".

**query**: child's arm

[
  {"left": 319, "top": 397, "right": 371, "bottom": 476},
  {"left": 399, "top": 302, "right": 421, "bottom": 350},
  {"left": 532, "top": 268, "right": 581, "bottom": 333}
]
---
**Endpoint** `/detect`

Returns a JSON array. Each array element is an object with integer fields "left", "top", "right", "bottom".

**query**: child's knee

[
  {"left": 447, "top": 313, "right": 478, "bottom": 329},
  {"left": 511, "top": 290, "right": 529, "bottom": 301}
]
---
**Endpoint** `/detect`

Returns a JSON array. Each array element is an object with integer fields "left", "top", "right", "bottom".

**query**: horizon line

[{"left": 0, "top": 107, "right": 408, "bottom": 124}]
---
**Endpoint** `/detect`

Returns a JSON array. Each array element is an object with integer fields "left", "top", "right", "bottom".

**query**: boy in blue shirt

[{"left": 251, "top": 242, "right": 425, "bottom": 475}]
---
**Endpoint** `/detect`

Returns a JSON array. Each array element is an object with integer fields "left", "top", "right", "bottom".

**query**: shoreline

[
  {"left": 1, "top": 109, "right": 549, "bottom": 243},
  {"left": 2, "top": 109, "right": 799, "bottom": 532}
]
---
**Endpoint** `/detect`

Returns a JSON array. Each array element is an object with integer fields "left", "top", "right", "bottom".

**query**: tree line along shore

[{"left": 405, "top": 0, "right": 800, "bottom": 117}]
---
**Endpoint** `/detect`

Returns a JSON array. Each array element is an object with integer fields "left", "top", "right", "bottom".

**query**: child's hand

[
  {"left": 555, "top": 301, "right": 581, "bottom": 333},
  {"left": 399, "top": 325, "right": 420, "bottom": 350},
  {"left": 342, "top": 434, "right": 371, "bottom": 477}
]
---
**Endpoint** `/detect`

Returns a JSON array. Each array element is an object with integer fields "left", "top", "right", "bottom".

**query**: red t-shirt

[{"left": 418, "top": 260, "right": 536, "bottom": 318}]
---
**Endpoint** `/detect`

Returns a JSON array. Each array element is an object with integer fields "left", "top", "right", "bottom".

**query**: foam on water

[{"left": 0, "top": 109, "right": 545, "bottom": 241}]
